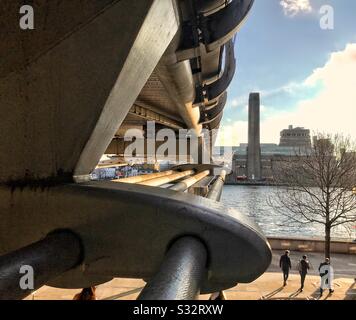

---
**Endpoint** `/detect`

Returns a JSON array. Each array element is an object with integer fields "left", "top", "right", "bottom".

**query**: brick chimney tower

[{"left": 247, "top": 93, "right": 261, "bottom": 180}]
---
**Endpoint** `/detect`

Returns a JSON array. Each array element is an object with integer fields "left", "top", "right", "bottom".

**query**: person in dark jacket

[
  {"left": 298, "top": 255, "right": 310, "bottom": 291},
  {"left": 280, "top": 250, "right": 292, "bottom": 286}
]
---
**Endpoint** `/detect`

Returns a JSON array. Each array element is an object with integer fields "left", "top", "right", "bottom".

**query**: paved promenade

[
  {"left": 270, "top": 250, "right": 356, "bottom": 278},
  {"left": 26, "top": 251, "right": 356, "bottom": 300}
]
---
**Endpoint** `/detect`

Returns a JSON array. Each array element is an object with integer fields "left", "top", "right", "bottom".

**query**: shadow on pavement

[
  {"left": 345, "top": 280, "right": 356, "bottom": 300},
  {"left": 310, "top": 288, "right": 334, "bottom": 300},
  {"left": 289, "top": 289, "right": 302, "bottom": 299},
  {"left": 102, "top": 287, "right": 143, "bottom": 300},
  {"left": 261, "top": 286, "right": 284, "bottom": 300}
]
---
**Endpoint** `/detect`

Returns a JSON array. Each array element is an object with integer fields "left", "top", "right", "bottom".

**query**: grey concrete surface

[{"left": 0, "top": 0, "right": 178, "bottom": 182}]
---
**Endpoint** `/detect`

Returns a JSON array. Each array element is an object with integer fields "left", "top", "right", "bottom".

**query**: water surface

[{"left": 221, "top": 185, "right": 355, "bottom": 240}]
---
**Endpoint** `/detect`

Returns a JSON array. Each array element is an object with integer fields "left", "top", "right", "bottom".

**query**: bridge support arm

[
  {"left": 207, "top": 170, "right": 227, "bottom": 201},
  {"left": 0, "top": 230, "right": 83, "bottom": 300},
  {"left": 138, "top": 237, "right": 207, "bottom": 300}
]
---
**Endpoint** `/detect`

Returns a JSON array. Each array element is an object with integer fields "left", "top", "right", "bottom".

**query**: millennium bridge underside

[{"left": 0, "top": 0, "right": 271, "bottom": 300}]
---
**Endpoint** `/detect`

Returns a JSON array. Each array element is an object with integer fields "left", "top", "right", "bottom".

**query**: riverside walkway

[{"left": 26, "top": 251, "right": 356, "bottom": 300}]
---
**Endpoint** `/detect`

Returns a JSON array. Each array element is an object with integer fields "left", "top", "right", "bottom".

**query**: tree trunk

[{"left": 325, "top": 225, "right": 331, "bottom": 259}]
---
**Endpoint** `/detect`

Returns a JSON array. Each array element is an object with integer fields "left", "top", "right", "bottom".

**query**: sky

[{"left": 218, "top": 0, "right": 356, "bottom": 145}]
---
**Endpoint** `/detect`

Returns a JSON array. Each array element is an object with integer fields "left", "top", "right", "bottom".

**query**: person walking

[
  {"left": 279, "top": 250, "right": 292, "bottom": 286},
  {"left": 298, "top": 255, "right": 310, "bottom": 292},
  {"left": 319, "top": 258, "right": 334, "bottom": 296}
]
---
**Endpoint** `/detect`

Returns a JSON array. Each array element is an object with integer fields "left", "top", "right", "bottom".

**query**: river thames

[{"left": 221, "top": 185, "right": 356, "bottom": 240}]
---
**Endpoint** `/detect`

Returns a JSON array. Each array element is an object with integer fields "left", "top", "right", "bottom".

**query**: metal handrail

[
  {"left": 169, "top": 170, "right": 210, "bottom": 192},
  {"left": 113, "top": 170, "right": 176, "bottom": 184},
  {"left": 139, "top": 170, "right": 195, "bottom": 187}
]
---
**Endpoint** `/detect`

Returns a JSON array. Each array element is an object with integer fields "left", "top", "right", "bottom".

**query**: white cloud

[
  {"left": 231, "top": 98, "right": 239, "bottom": 108},
  {"left": 217, "top": 122, "right": 245, "bottom": 146},
  {"left": 229, "top": 82, "right": 309, "bottom": 110},
  {"left": 280, "top": 0, "right": 312, "bottom": 17},
  {"left": 219, "top": 43, "right": 356, "bottom": 146}
]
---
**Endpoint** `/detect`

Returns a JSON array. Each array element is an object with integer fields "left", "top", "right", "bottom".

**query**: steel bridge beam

[
  {"left": 169, "top": 170, "right": 210, "bottom": 192},
  {"left": 0, "top": 181, "right": 272, "bottom": 296},
  {"left": 138, "top": 237, "right": 207, "bottom": 300},
  {"left": 0, "top": 231, "right": 83, "bottom": 300},
  {"left": 207, "top": 170, "right": 227, "bottom": 202}
]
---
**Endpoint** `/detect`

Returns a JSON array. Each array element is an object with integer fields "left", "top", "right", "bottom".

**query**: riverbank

[
  {"left": 225, "top": 181, "right": 278, "bottom": 186},
  {"left": 26, "top": 249, "right": 356, "bottom": 300},
  {"left": 26, "top": 273, "right": 356, "bottom": 300}
]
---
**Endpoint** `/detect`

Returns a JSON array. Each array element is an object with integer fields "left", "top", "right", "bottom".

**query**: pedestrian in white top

[{"left": 319, "top": 258, "right": 334, "bottom": 296}]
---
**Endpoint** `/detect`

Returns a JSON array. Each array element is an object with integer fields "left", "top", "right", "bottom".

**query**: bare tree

[{"left": 268, "top": 133, "right": 356, "bottom": 258}]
